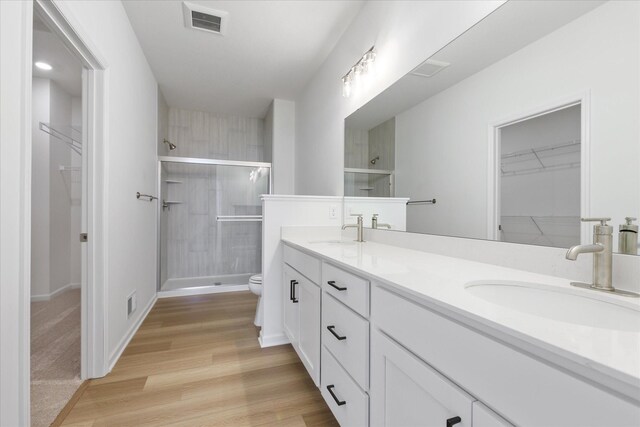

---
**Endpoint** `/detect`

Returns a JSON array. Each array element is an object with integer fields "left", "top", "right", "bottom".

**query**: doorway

[
  {"left": 491, "top": 102, "right": 587, "bottom": 248},
  {"left": 28, "top": 1, "right": 109, "bottom": 425},
  {"left": 30, "top": 10, "right": 84, "bottom": 427}
]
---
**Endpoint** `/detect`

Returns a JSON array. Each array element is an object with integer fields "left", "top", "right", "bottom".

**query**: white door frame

[
  {"left": 487, "top": 92, "right": 591, "bottom": 243},
  {"left": 35, "top": 0, "right": 110, "bottom": 381},
  {"left": 2, "top": 0, "right": 109, "bottom": 423}
]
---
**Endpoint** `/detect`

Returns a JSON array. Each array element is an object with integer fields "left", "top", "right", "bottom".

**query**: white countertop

[{"left": 282, "top": 235, "right": 640, "bottom": 398}]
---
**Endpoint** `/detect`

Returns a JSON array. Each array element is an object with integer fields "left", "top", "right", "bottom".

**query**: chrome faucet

[
  {"left": 342, "top": 214, "right": 364, "bottom": 242},
  {"left": 566, "top": 218, "right": 638, "bottom": 297},
  {"left": 372, "top": 214, "right": 391, "bottom": 230}
]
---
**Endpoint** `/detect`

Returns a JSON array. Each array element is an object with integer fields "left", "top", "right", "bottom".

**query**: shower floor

[{"left": 159, "top": 273, "right": 253, "bottom": 297}]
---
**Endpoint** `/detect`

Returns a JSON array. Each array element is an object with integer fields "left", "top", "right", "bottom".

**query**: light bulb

[
  {"left": 35, "top": 61, "right": 52, "bottom": 71},
  {"left": 342, "top": 76, "right": 352, "bottom": 98}
]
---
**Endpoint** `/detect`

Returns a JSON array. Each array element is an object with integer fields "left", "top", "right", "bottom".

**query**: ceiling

[
  {"left": 346, "top": 0, "right": 604, "bottom": 130},
  {"left": 32, "top": 14, "right": 83, "bottom": 97},
  {"left": 123, "top": 0, "right": 364, "bottom": 117},
  {"left": 123, "top": 0, "right": 365, "bottom": 118}
]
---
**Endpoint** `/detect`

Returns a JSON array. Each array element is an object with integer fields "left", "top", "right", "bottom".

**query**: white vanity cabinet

[
  {"left": 370, "top": 328, "right": 474, "bottom": 427},
  {"left": 372, "top": 285, "right": 639, "bottom": 427},
  {"left": 281, "top": 241, "right": 639, "bottom": 427},
  {"left": 283, "top": 246, "right": 321, "bottom": 386},
  {"left": 321, "top": 261, "right": 371, "bottom": 426}
]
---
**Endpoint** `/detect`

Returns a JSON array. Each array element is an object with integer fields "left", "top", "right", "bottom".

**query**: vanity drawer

[
  {"left": 284, "top": 244, "right": 321, "bottom": 284},
  {"left": 372, "top": 285, "right": 640, "bottom": 426},
  {"left": 321, "top": 346, "right": 369, "bottom": 427},
  {"left": 322, "top": 293, "right": 370, "bottom": 390},
  {"left": 322, "top": 262, "right": 370, "bottom": 318}
]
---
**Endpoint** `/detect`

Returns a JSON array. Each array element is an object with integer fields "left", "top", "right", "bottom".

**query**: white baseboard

[
  {"left": 158, "top": 284, "right": 249, "bottom": 299},
  {"left": 31, "top": 282, "right": 81, "bottom": 302},
  {"left": 108, "top": 294, "right": 157, "bottom": 372},
  {"left": 259, "top": 332, "right": 290, "bottom": 348}
]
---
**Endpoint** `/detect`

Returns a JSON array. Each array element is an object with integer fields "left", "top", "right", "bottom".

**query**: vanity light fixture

[
  {"left": 35, "top": 61, "right": 52, "bottom": 71},
  {"left": 342, "top": 46, "right": 376, "bottom": 98}
]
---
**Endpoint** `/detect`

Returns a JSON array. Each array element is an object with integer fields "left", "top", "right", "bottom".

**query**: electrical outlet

[
  {"left": 127, "top": 291, "right": 137, "bottom": 318},
  {"left": 329, "top": 205, "right": 338, "bottom": 219}
]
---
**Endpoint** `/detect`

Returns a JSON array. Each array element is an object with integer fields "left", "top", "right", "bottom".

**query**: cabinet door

[
  {"left": 283, "top": 265, "right": 299, "bottom": 345},
  {"left": 472, "top": 402, "right": 513, "bottom": 427},
  {"left": 298, "top": 275, "right": 321, "bottom": 386},
  {"left": 370, "top": 328, "right": 474, "bottom": 427}
]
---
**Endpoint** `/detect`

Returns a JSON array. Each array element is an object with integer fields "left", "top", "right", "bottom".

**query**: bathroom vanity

[{"left": 281, "top": 236, "right": 640, "bottom": 427}]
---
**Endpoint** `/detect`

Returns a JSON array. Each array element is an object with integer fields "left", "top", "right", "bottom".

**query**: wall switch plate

[
  {"left": 127, "top": 291, "right": 137, "bottom": 318},
  {"left": 329, "top": 205, "right": 338, "bottom": 219}
]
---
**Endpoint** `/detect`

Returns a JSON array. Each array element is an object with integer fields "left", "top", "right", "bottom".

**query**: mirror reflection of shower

[{"left": 163, "top": 139, "right": 176, "bottom": 150}]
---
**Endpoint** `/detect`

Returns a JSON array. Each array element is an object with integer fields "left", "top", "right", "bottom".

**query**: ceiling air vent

[
  {"left": 410, "top": 59, "right": 450, "bottom": 78},
  {"left": 182, "top": 2, "right": 229, "bottom": 36}
]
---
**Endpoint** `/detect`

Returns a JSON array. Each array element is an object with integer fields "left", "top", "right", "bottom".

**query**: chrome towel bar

[
  {"left": 216, "top": 215, "right": 263, "bottom": 222},
  {"left": 406, "top": 199, "right": 436, "bottom": 205}
]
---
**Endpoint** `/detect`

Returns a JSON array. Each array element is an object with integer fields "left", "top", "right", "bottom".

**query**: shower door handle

[{"left": 290, "top": 280, "right": 299, "bottom": 303}]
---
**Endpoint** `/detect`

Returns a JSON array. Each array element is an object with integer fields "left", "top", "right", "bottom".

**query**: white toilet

[{"left": 248, "top": 274, "right": 263, "bottom": 327}]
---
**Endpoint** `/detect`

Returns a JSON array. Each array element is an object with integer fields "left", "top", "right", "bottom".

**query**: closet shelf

[
  {"left": 40, "top": 122, "right": 82, "bottom": 155},
  {"left": 501, "top": 139, "right": 580, "bottom": 177}
]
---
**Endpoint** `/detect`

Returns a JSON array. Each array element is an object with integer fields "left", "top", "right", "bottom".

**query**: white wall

[
  {"left": 260, "top": 195, "right": 342, "bottom": 347},
  {"left": 294, "top": 1, "right": 504, "bottom": 196},
  {"left": 70, "top": 96, "right": 82, "bottom": 286},
  {"left": 48, "top": 80, "right": 73, "bottom": 295},
  {"left": 54, "top": 0, "right": 160, "bottom": 367},
  {"left": 31, "top": 78, "right": 52, "bottom": 298},
  {"left": 396, "top": 1, "right": 639, "bottom": 243},
  {"left": 31, "top": 78, "right": 77, "bottom": 300},
  {"left": 1, "top": 1, "right": 32, "bottom": 423},
  {"left": 271, "top": 99, "right": 295, "bottom": 194}
]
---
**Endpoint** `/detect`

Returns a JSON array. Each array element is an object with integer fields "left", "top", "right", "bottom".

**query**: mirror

[{"left": 344, "top": 0, "right": 639, "bottom": 255}]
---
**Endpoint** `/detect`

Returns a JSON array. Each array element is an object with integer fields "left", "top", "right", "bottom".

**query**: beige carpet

[{"left": 31, "top": 288, "right": 82, "bottom": 427}]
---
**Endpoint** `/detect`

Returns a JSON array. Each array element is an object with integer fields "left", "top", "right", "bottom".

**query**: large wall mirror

[{"left": 344, "top": 0, "right": 639, "bottom": 255}]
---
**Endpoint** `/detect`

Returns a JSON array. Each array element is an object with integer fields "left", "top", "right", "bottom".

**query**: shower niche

[{"left": 158, "top": 158, "right": 270, "bottom": 294}]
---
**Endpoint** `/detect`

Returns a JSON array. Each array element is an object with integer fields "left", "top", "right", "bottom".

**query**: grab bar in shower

[
  {"left": 406, "top": 199, "right": 436, "bottom": 205},
  {"left": 216, "top": 215, "right": 263, "bottom": 222}
]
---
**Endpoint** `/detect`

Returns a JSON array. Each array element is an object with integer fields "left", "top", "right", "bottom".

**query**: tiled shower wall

[
  {"left": 167, "top": 107, "right": 269, "bottom": 161},
  {"left": 344, "top": 118, "right": 395, "bottom": 197},
  {"left": 161, "top": 108, "right": 269, "bottom": 284}
]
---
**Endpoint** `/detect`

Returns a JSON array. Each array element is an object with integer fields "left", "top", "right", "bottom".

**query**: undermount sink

[{"left": 465, "top": 281, "right": 640, "bottom": 332}]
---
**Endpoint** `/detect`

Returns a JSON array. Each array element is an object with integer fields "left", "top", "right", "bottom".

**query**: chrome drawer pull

[
  {"left": 326, "top": 384, "right": 346, "bottom": 406},
  {"left": 327, "top": 325, "right": 347, "bottom": 341},
  {"left": 327, "top": 280, "right": 347, "bottom": 291}
]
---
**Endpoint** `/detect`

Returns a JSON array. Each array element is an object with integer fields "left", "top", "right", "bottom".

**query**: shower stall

[{"left": 158, "top": 156, "right": 270, "bottom": 294}]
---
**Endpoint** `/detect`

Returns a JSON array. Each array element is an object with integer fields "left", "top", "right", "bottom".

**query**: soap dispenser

[{"left": 619, "top": 217, "right": 638, "bottom": 255}]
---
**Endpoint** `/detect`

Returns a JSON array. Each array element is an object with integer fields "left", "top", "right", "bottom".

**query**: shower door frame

[{"left": 157, "top": 156, "right": 272, "bottom": 292}]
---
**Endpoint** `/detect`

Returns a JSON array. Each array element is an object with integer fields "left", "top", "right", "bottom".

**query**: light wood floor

[{"left": 59, "top": 291, "right": 338, "bottom": 426}]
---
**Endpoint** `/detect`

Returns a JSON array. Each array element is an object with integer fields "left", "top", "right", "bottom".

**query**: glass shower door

[{"left": 159, "top": 159, "right": 270, "bottom": 292}]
